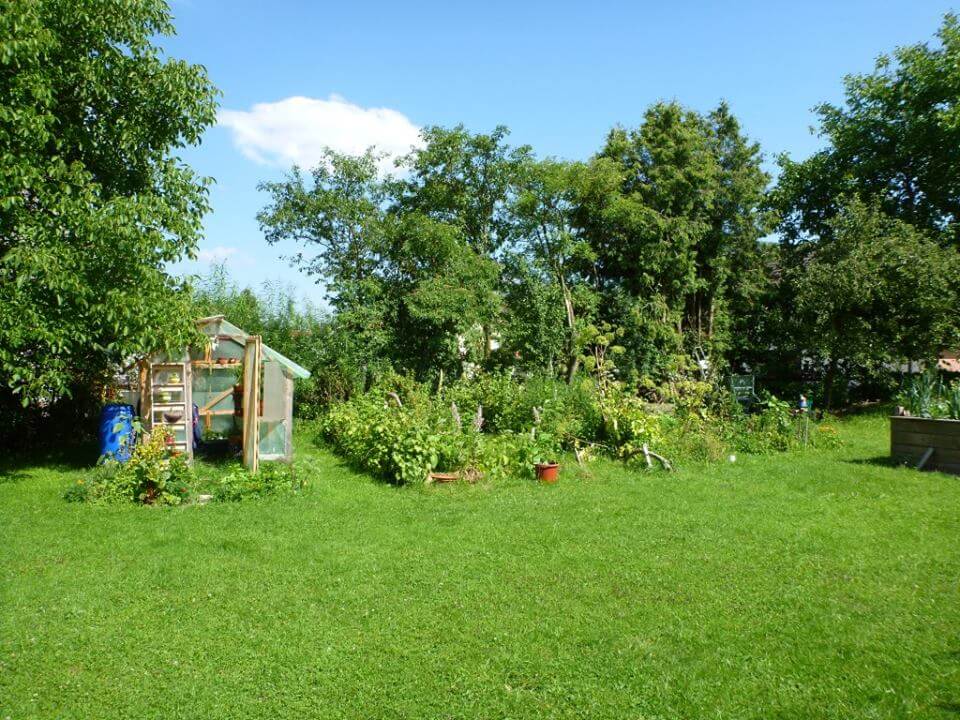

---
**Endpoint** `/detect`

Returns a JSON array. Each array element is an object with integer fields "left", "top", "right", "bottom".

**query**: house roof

[{"left": 197, "top": 316, "right": 312, "bottom": 379}]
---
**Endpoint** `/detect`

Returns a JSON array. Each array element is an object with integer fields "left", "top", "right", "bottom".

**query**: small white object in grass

[{"left": 728, "top": 454, "right": 737, "bottom": 463}]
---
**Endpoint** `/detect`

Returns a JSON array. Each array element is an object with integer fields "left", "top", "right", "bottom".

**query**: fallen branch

[{"left": 642, "top": 443, "right": 672, "bottom": 471}]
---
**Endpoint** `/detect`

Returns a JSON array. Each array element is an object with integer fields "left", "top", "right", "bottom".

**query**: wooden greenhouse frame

[{"left": 140, "top": 316, "right": 311, "bottom": 471}]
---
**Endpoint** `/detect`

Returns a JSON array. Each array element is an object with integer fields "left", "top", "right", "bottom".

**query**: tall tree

[
  {"left": 692, "top": 103, "right": 771, "bottom": 355},
  {"left": 581, "top": 101, "right": 768, "bottom": 381},
  {"left": 794, "top": 198, "right": 960, "bottom": 407},
  {"left": 398, "top": 126, "right": 532, "bottom": 358},
  {"left": 258, "top": 139, "right": 509, "bottom": 379},
  {"left": 772, "top": 13, "right": 960, "bottom": 247},
  {"left": 511, "top": 158, "right": 608, "bottom": 381},
  {"left": 258, "top": 150, "right": 393, "bottom": 384},
  {"left": 0, "top": 0, "right": 218, "bottom": 406}
]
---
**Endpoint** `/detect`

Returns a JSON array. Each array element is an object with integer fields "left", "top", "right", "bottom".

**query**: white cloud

[
  {"left": 197, "top": 245, "right": 238, "bottom": 263},
  {"left": 218, "top": 95, "right": 422, "bottom": 174}
]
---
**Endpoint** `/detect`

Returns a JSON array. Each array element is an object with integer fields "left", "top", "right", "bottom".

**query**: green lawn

[{"left": 2, "top": 414, "right": 959, "bottom": 719}]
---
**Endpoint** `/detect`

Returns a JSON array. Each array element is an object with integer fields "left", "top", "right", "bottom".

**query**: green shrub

[
  {"left": 318, "top": 372, "right": 843, "bottom": 482},
  {"left": 899, "top": 369, "right": 942, "bottom": 418},
  {"left": 319, "top": 395, "right": 443, "bottom": 484},
  {"left": 214, "top": 461, "right": 306, "bottom": 502},
  {"left": 67, "top": 428, "right": 193, "bottom": 505},
  {"left": 947, "top": 381, "right": 960, "bottom": 420},
  {"left": 601, "top": 392, "right": 666, "bottom": 464}
]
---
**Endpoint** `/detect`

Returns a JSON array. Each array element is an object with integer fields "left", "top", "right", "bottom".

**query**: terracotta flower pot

[
  {"left": 427, "top": 471, "right": 459, "bottom": 484},
  {"left": 535, "top": 462, "right": 560, "bottom": 483}
]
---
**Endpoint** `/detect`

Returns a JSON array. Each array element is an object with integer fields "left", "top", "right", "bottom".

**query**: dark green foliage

[
  {"left": 772, "top": 14, "right": 960, "bottom": 247},
  {"left": 256, "top": 104, "right": 772, "bottom": 394},
  {"left": 582, "top": 102, "right": 771, "bottom": 378},
  {"left": 761, "top": 14, "right": 960, "bottom": 403},
  {"left": 0, "top": 0, "right": 218, "bottom": 411},
  {"left": 66, "top": 427, "right": 193, "bottom": 505},
  {"left": 793, "top": 199, "right": 960, "bottom": 406},
  {"left": 213, "top": 461, "right": 306, "bottom": 502}
]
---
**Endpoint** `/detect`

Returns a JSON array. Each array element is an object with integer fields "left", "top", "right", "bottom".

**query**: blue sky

[{"left": 166, "top": 0, "right": 955, "bottom": 306}]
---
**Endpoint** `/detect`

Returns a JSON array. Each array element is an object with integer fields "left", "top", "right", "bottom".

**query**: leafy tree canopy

[
  {"left": 772, "top": 13, "right": 960, "bottom": 246},
  {"left": 0, "top": 0, "right": 218, "bottom": 404},
  {"left": 794, "top": 198, "right": 960, "bottom": 405}
]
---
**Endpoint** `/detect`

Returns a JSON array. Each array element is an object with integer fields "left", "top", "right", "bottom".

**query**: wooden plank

[
  {"left": 138, "top": 361, "right": 150, "bottom": 429},
  {"left": 242, "top": 336, "right": 261, "bottom": 473},
  {"left": 890, "top": 430, "right": 960, "bottom": 450},
  {"left": 184, "top": 360, "right": 193, "bottom": 461},
  {"left": 284, "top": 375, "right": 294, "bottom": 461},
  {"left": 200, "top": 387, "right": 233, "bottom": 412},
  {"left": 893, "top": 444, "right": 960, "bottom": 464},
  {"left": 891, "top": 417, "right": 960, "bottom": 437},
  {"left": 198, "top": 409, "right": 235, "bottom": 416}
]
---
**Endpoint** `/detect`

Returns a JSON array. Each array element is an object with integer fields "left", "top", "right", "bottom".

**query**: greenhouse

[{"left": 139, "top": 316, "right": 310, "bottom": 470}]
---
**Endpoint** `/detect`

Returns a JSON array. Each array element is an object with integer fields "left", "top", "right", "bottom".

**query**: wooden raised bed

[{"left": 890, "top": 416, "right": 960, "bottom": 474}]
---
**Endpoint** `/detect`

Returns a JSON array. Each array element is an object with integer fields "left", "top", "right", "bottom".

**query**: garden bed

[{"left": 890, "top": 415, "right": 960, "bottom": 473}]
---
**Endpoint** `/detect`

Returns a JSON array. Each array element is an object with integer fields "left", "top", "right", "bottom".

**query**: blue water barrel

[{"left": 98, "top": 403, "right": 135, "bottom": 462}]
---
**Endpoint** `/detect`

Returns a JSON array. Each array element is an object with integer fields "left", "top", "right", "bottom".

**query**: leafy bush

[
  {"left": 319, "top": 395, "right": 443, "bottom": 484},
  {"left": 897, "top": 371, "right": 960, "bottom": 421},
  {"left": 213, "top": 461, "right": 306, "bottom": 502},
  {"left": 947, "top": 381, "right": 960, "bottom": 421},
  {"left": 318, "top": 384, "right": 549, "bottom": 484},
  {"left": 318, "top": 372, "right": 842, "bottom": 483},
  {"left": 67, "top": 428, "right": 193, "bottom": 505},
  {"left": 900, "top": 369, "right": 942, "bottom": 418},
  {"left": 601, "top": 392, "right": 666, "bottom": 463}
]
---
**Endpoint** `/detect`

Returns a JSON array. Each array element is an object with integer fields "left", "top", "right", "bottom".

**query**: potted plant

[{"left": 531, "top": 432, "right": 560, "bottom": 483}]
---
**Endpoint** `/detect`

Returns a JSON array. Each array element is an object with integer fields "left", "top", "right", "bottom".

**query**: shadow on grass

[
  {"left": 0, "top": 443, "right": 97, "bottom": 477},
  {"left": 0, "top": 468, "right": 30, "bottom": 484},
  {"left": 845, "top": 455, "right": 903, "bottom": 470},
  {"left": 306, "top": 436, "right": 401, "bottom": 487},
  {"left": 832, "top": 402, "right": 895, "bottom": 418},
  {"left": 934, "top": 701, "right": 960, "bottom": 714}
]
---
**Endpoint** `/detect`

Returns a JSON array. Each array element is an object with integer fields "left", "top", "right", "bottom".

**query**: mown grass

[{"left": 2, "top": 413, "right": 959, "bottom": 718}]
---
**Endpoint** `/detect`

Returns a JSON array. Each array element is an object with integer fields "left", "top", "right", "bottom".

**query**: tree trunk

[
  {"left": 823, "top": 357, "right": 838, "bottom": 410},
  {"left": 559, "top": 273, "right": 578, "bottom": 384}
]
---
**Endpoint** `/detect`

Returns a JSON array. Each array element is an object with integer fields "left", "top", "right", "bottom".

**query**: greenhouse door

[{"left": 242, "top": 336, "right": 261, "bottom": 472}]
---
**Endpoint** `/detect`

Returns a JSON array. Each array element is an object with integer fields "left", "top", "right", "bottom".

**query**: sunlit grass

[{"left": 1, "top": 413, "right": 959, "bottom": 718}]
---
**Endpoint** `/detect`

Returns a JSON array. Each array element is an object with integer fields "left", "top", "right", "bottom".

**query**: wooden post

[
  {"left": 138, "top": 361, "right": 150, "bottom": 427},
  {"left": 242, "top": 336, "right": 262, "bottom": 473},
  {"left": 184, "top": 356, "right": 194, "bottom": 461}
]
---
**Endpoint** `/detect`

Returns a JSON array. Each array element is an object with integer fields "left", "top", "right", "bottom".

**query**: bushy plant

[
  {"left": 600, "top": 392, "right": 665, "bottom": 464},
  {"left": 213, "top": 461, "right": 306, "bottom": 502},
  {"left": 318, "top": 369, "right": 843, "bottom": 482},
  {"left": 318, "top": 382, "right": 551, "bottom": 484},
  {"left": 67, "top": 428, "right": 193, "bottom": 505},
  {"left": 947, "top": 381, "right": 960, "bottom": 421},
  {"left": 319, "top": 395, "right": 443, "bottom": 484},
  {"left": 900, "top": 369, "right": 942, "bottom": 418}
]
